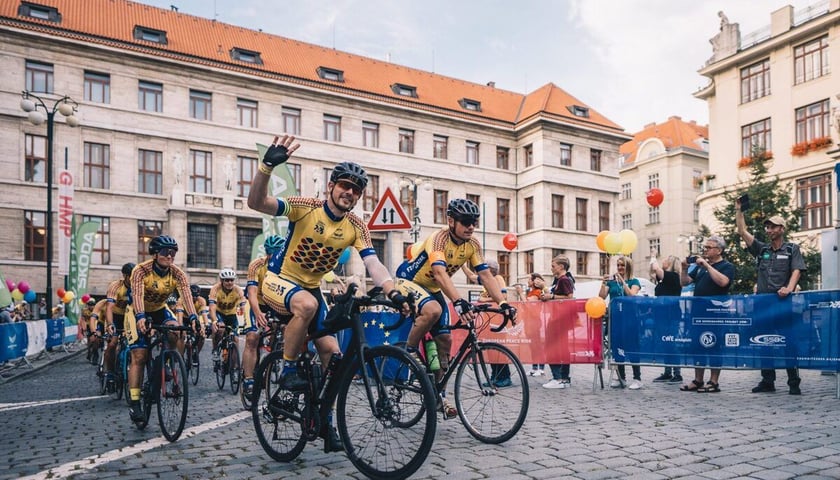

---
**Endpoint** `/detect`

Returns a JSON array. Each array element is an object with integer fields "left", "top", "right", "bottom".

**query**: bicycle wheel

[
  {"left": 157, "top": 351, "right": 189, "bottom": 441},
  {"left": 229, "top": 343, "right": 241, "bottom": 395},
  {"left": 337, "top": 345, "right": 436, "bottom": 480},
  {"left": 386, "top": 342, "right": 429, "bottom": 429},
  {"left": 251, "top": 351, "right": 308, "bottom": 462},
  {"left": 190, "top": 346, "right": 200, "bottom": 386},
  {"left": 240, "top": 353, "right": 258, "bottom": 410},
  {"left": 135, "top": 363, "right": 154, "bottom": 430},
  {"left": 454, "top": 341, "right": 529, "bottom": 444},
  {"left": 215, "top": 349, "right": 226, "bottom": 390},
  {"left": 97, "top": 357, "right": 107, "bottom": 396},
  {"left": 123, "top": 351, "right": 132, "bottom": 406}
]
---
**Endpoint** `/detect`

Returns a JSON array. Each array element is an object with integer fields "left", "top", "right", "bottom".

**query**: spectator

[
  {"left": 541, "top": 256, "right": 575, "bottom": 389},
  {"left": 736, "top": 207, "right": 805, "bottom": 395},
  {"left": 0, "top": 304, "right": 12, "bottom": 324},
  {"left": 520, "top": 273, "right": 546, "bottom": 376},
  {"left": 650, "top": 252, "right": 683, "bottom": 384},
  {"left": 478, "top": 260, "right": 513, "bottom": 387},
  {"left": 38, "top": 298, "right": 47, "bottom": 319},
  {"left": 600, "top": 255, "right": 642, "bottom": 389}
]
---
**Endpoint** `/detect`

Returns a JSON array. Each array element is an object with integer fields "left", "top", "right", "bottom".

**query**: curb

[{"left": 0, "top": 348, "right": 85, "bottom": 384}]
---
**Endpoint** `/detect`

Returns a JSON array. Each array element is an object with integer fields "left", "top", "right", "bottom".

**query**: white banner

[
  {"left": 57, "top": 169, "right": 74, "bottom": 275},
  {"left": 25, "top": 320, "right": 47, "bottom": 357}
]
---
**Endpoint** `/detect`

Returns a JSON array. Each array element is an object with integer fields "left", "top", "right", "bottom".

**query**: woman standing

[
  {"left": 541, "top": 256, "right": 575, "bottom": 389},
  {"left": 650, "top": 253, "right": 683, "bottom": 384},
  {"left": 600, "top": 255, "right": 642, "bottom": 389}
]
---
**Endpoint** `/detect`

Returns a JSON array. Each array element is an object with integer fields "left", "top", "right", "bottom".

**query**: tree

[{"left": 705, "top": 146, "right": 821, "bottom": 294}]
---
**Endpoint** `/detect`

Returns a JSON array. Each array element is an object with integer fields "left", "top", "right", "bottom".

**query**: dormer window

[
  {"left": 19, "top": 2, "right": 61, "bottom": 22},
  {"left": 230, "top": 47, "right": 263, "bottom": 65},
  {"left": 459, "top": 98, "right": 481, "bottom": 112},
  {"left": 317, "top": 67, "right": 344, "bottom": 82},
  {"left": 568, "top": 105, "right": 590, "bottom": 118},
  {"left": 134, "top": 25, "right": 168, "bottom": 45},
  {"left": 391, "top": 83, "right": 417, "bottom": 98}
]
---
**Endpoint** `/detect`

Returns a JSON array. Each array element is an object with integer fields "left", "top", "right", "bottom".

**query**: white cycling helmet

[{"left": 219, "top": 268, "right": 237, "bottom": 280}]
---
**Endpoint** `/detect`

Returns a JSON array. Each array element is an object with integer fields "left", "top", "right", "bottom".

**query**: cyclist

[
  {"left": 247, "top": 135, "right": 407, "bottom": 453},
  {"left": 394, "top": 198, "right": 515, "bottom": 418},
  {"left": 126, "top": 235, "right": 198, "bottom": 424},
  {"left": 242, "top": 234, "right": 285, "bottom": 400},
  {"left": 209, "top": 269, "right": 247, "bottom": 364},
  {"left": 104, "top": 263, "right": 134, "bottom": 383},
  {"left": 87, "top": 298, "right": 109, "bottom": 375},
  {"left": 188, "top": 284, "right": 210, "bottom": 364},
  {"left": 82, "top": 298, "right": 99, "bottom": 362}
]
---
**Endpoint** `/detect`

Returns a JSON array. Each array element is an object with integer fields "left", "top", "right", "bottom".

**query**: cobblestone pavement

[{"left": 2, "top": 347, "right": 840, "bottom": 479}]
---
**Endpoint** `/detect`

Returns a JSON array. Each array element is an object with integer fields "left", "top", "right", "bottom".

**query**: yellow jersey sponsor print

[
  {"left": 208, "top": 283, "right": 246, "bottom": 316},
  {"left": 129, "top": 259, "right": 197, "bottom": 317},
  {"left": 396, "top": 228, "right": 485, "bottom": 293}
]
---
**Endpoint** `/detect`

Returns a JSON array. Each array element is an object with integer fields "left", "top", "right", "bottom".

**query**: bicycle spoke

[
  {"left": 157, "top": 351, "right": 189, "bottom": 441},
  {"left": 252, "top": 351, "right": 307, "bottom": 461}
]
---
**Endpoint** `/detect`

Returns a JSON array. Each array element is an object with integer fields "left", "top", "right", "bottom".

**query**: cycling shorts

[
  {"left": 126, "top": 307, "right": 178, "bottom": 350},
  {"left": 261, "top": 272, "right": 330, "bottom": 336},
  {"left": 112, "top": 313, "right": 125, "bottom": 334},
  {"left": 394, "top": 279, "right": 451, "bottom": 336},
  {"left": 216, "top": 312, "right": 238, "bottom": 331}
]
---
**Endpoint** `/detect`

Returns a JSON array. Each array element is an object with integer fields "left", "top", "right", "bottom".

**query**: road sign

[{"left": 367, "top": 187, "right": 412, "bottom": 231}]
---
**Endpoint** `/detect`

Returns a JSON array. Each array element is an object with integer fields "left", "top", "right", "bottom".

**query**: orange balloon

[
  {"left": 596, "top": 230, "right": 610, "bottom": 252},
  {"left": 585, "top": 297, "right": 607, "bottom": 318},
  {"left": 502, "top": 232, "right": 518, "bottom": 251}
]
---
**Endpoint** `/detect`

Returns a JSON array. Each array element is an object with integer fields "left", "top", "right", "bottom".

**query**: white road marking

[
  {"left": 20, "top": 410, "right": 251, "bottom": 480},
  {"left": 0, "top": 395, "right": 107, "bottom": 412}
]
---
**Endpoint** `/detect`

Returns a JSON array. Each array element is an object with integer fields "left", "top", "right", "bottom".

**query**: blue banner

[
  {"left": 46, "top": 318, "right": 65, "bottom": 349},
  {"left": 609, "top": 291, "right": 840, "bottom": 370},
  {"left": 0, "top": 323, "right": 29, "bottom": 362}
]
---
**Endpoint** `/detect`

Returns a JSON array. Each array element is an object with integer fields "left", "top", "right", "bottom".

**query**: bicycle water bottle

[{"left": 424, "top": 337, "right": 440, "bottom": 371}]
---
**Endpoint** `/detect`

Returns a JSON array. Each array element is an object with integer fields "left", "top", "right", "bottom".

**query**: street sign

[{"left": 367, "top": 187, "right": 412, "bottom": 231}]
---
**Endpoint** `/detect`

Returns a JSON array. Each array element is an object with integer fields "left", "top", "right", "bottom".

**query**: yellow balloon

[
  {"left": 63, "top": 291, "right": 75, "bottom": 304},
  {"left": 323, "top": 271, "right": 336, "bottom": 282},
  {"left": 11, "top": 289, "right": 23, "bottom": 301},
  {"left": 618, "top": 229, "right": 638, "bottom": 254},
  {"left": 585, "top": 297, "right": 607, "bottom": 318},
  {"left": 604, "top": 232, "right": 623, "bottom": 255}
]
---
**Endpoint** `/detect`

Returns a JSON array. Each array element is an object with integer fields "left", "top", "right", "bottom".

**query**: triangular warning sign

[{"left": 367, "top": 187, "right": 412, "bottom": 231}]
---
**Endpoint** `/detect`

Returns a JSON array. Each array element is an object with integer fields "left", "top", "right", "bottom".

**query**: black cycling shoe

[
  {"left": 128, "top": 401, "right": 145, "bottom": 423},
  {"left": 320, "top": 425, "right": 344, "bottom": 453},
  {"left": 278, "top": 372, "right": 308, "bottom": 391},
  {"left": 751, "top": 382, "right": 776, "bottom": 393}
]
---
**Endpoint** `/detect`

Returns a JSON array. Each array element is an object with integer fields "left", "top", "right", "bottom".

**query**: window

[
  {"left": 392, "top": 83, "right": 417, "bottom": 97},
  {"left": 552, "top": 194, "right": 564, "bottom": 228},
  {"left": 137, "top": 220, "right": 162, "bottom": 262},
  {"left": 590, "top": 149, "right": 602, "bottom": 172},
  {"left": 362, "top": 122, "right": 379, "bottom": 148},
  {"left": 497, "top": 198, "right": 510, "bottom": 232},
  {"left": 433, "top": 135, "right": 448, "bottom": 159},
  {"left": 560, "top": 143, "right": 572, "bottom": 167},
  {"left": 84, "top": 142, "right": 110, "bottom": 189},
  {"left": 324, "top": 115, "right": 341, "bottom": 142},
  {"left": 576, "top": 252, "right": 588, "bottom": 277},
  {"left": 400, "top": 186, "right": 416, "bottom": 221},
  {"left": 237, "top": 98, "right": 258, "bottom": 128},
  {"left": 399, "top": 129, "right": 414, "bottom": 154},
  {"left": 138, "top": 149, "right": 162, "bottom": 194},
  {"left": 598, "top": 201, "right": 610, "bottom": 232},
  {"left": 25, "top": 60, "right": 53, "bottom": 93},
  {"left": 25, "top": 134, "right": 46, "bottom": 183},
  {"left": 798, "top": 173, "right": 832, "bottom": 230},
  {"left": 599, "top": 253, "right": 609, "bottom": 276},
  {"left": 692, "top": 169, "right": 703, "bottom": 190},
  {"left": 694, "top": 203, "right": 700, "bottom": 222},
  {"left": 795, "top": 99, "right": 830, "bottom": 143},
  {"left": 133, "top": 25, "right": 167, "bottom": 44},
  {"left": 363, "top": 175, "right": 379, "bottom": 211},
  {"left": 19, "top": 2, "right": 61, "bottom": 22},
  {"left": 466, "top": 141, "right": 479, "bottom": 165},
  {"left": 24, "top": 210, "right": 46, "bottom": 261},
  {"left": 466, "top": 194, "right": 480, "bottom": 211},
  {"left": 575, "top": 198, "right": 587, "bottom": 231},
  {"left": 524, "top": 145, "right": 533, "bottom": 168},
  {"left": 230, "top": 47, "right": 263, "bottom": 64},
  {"left": 621, "top": 214, "right": 632, "bottom": 230},
  {"left": 282, "top": 107, "right": 301, "bottom": 135},
  {"left": 525, "top": 251, "right": 534, "bottom": 275},
  {"left": 741, "top": 118, "right": 772, "bottom": 157},
  {"left": 81, "top": 215, "right": 109, "bottom": 265},
  {"left": 237, "top": 156, "right": 257, "bottom": 197},
  {"left": 524, "top": 196, "right": 534, "bottom": 230},
  {"left": 84, "top": 71, "right": 110, "bottom": 103},
  {"left": 740, "top": 59, "right": 770, "bottom": 103},
  {"left": 138, "top": 81, "right": 163, "bottom": 112},
  {"left": 648, "top": 173, "right": 660, "bottom": 190},
  {"left": 498, "top": 252, "right": 510, "bottom": 284},
  {"left": 496, "top": 147, "right": 509, "bottom": 169},
  {"left": 288, "top": 163, "right": 301, "bottom": 193},
  {"left": 317, "top": 67, "right": 344, "bottom": 82},
  {"left": 236, "top": 227, "right": 261, "bottom": 270},
  {"left": 187, "top": 223, "right": 218, "bottom": 269},
  {"left": 189, "top": 90, "right": 212, "bottom": 121},
  {"left": 649, "top": 238, "right": 661, "bottom": 258},
  {"left": 434, "top": 190, "right": 448, "bottom": 224},
  {"left": 190, "top": 150, "right": 212, "bottom": 194},
  {"left": 459, "top": 98, "right": 481, "bottom": 111},
  {"left": 648, "top": 206, "right": 660, "bottom": 225},
  {"left": 620, "top": 183, "right": 632, "bottom": 200},
  {"left": 570, "top": 105, "right": 589, "bottom": 117},
  {"left": 794, "top": 35, "right": 829, "bottom": 84}
]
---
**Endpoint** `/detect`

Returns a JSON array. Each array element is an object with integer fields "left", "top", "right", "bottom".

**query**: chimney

[
  {"left": 170, "top": 4, "right": 178, "bottom": 11},
  {"left": 487, "top": 81, "right": 496, "bottom": 88}
]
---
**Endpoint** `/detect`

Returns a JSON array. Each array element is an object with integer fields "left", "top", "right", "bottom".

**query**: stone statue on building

[
  {"left": 707, "top": 10, "right": 740, "bottom": 66},
  {"left": 224, "top": 159, "right": 234, "bottom": 191},
  {"left": 173, "top": 154, "right": 184, "bottom": 187},
  {"left": 718, "top": 11, "right": 730, "bottom": 30}
]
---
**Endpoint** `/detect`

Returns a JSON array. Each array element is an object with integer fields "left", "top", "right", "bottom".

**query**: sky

[{"left": 139, "top": 0, "right": 819, "bottom": 133}]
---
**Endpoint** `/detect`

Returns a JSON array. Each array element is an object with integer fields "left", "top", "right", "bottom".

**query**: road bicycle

[
  {"left": 95, "top": 333, "right": 111, "bottom": 395},
  {"left": 113, "top": 333, "right": 130, "bottom": 403},
  {"left": 240, "top": 312, "right": 285, "bottom": 410},
  {"left": 251, "top": 284, "right": 436, "bottom": 480},
  {"left": 396, "top": 302, "right": 528, "bottom": 444},
  {"left": 133, "top": 323, "right": 193, "bottom": 441},
  {"left": 184, "top": 331, "right": 200, "bottom": 386},
  {"left": 214, "top": 324, "right": 241, "bottom": 394}
]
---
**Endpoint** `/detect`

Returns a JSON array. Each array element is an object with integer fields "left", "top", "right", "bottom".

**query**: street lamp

[
  {"left": 398, "top": 176, "right": 432, "bottom": 242},
  {"left": 20, "top": 91, "right": 80, "bottom": 318}
]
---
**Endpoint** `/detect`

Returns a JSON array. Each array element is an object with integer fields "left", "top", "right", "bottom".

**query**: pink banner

[{"left": 450, "top": 300, "right": 602, "bottom": 364}]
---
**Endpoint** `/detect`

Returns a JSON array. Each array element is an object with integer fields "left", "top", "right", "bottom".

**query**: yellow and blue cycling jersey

[
  {"left": 208, "top": 283, "right": 246, "bottom": 316},
  {"left": 246, "top": 255, "right": 269, "bottom": 306},
  {"left": 396, "top": 227, "right": 489, "bottom": 292},
  {"left": 266, "top": 197, "right": 374, "bottom": 289},
  {"left": 105, "top": 279, "right": 130, "bottom": 315},
  {"left": 129, "top": 259, "right": 197, "bottom": 318}
]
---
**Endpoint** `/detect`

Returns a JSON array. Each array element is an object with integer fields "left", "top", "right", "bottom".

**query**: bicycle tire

[
  {"left": 97, "top": 357, "right": 107, "bottom": 396},
  {"left": 240, "top": 352, "right": 258, "bottom": 410},
  {"left": 157, "top": 351, "right": 189, "bottom": 441},
  {"left": 135, "top": 363, "right": 153, "bottom": 430},
  {"left": 454, "top": 341, "right": 529, "bottom": 444},
  {"left": 111, "top": 343, "right": 124, "bottom": 401},
  {"left": 190, "top": 347, "right": 200, "bottom": 386},
  {"left": 251, "top": 350, "right": 307, "bottom": 462},
  {"left": 229, "top": 343, "right": 241, "bottom": 395},
  {"left": 215, "top": 349, "right": 226, "bottom": 390},
  {"left": 122, "top": 351, "right": 132, "bottom": 406},
  {"left": 387, "top": 342, "right": 429, "bottom": 428},
  {"left": 337, "top": 345, "right": 436, "bottom": 480}
]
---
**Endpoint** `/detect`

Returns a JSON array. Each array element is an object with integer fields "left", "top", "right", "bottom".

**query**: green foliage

[{"left": 705, "top": 146, "right": 821, "bottom": 294}]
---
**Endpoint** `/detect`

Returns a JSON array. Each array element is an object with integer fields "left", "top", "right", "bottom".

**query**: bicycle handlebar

[
  {"left": 149, "top": 324, "right": 193, "bottom": 333},
  {"left": 322, "top": 283, "right": 416, "bottom": 333},
  {"left": 471, "top": 303, "right": 517, "bottom": 333}
]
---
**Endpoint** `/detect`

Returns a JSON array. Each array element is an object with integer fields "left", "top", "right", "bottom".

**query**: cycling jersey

[
  {"left": 266, "top": 197, "right": 374, "bottom": 289},
  {"left": 246, "top": 255, "right": 269, "bottom": 306},
  {"left": 396, "top": 227, "right": 488, "bottom": 292},
  {"left": 208, "top": 283, "right": 246, "bottom": 315},
  {"left": 105, "top": 279, "right": 130, "bottom": 315},
  {"left": 193, "top": 296, "right": 210, "bottom": 330},
  {"left": 129, "top": 259, "right": 197, "bottom": 318}
]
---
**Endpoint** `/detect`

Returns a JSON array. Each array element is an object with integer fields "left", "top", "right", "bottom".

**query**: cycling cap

[
  {"left": 219, "top": 268, "right": 237, "bottom": 280},
  {"left": 121, "top": 262, "right": 136, "bottom": 276},
  {"left": 330, "top": 162, "right": 368, "bottom": 190},
  {"left": 447, "top": 199, "right": 480, "bottom": 219},
  {"left": 263, "top": 235, "right": 285, "bottom": 255},
  {"left": 190, "top": 284, "right": 201, "bottom": 298},
  {"left": 149, "top": 235, "right": 178, "bottom": 255}
]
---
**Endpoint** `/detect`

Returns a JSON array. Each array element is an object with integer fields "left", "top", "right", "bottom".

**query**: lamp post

[
  {"left": 398, "top": 176, "right": 432, "bottom": 242},
  {"left": 20, "top": 91, "right": 79, "bottom": 318}
]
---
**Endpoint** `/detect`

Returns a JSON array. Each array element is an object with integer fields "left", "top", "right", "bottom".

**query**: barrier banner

[
  {"left": 46, "top": 318, "right": 64, "bottom": 349},
  {"left": 337, "top": 311, "right": 413, "bottom": 352},
  {"left": 25, "top": 321, "right": 47, "bottom": 356},
  {"left": 0, "top": 323, "right": 28, "bottom": 362},
  {"left": 449, "top": 300, "right": 603, "bottom": 364},
  {"left": 609, "top": 290, "right": 840, "bottom": 370}
]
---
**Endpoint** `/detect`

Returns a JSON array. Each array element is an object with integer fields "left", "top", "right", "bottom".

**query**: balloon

[
  {"left": 596, "top": 230, "right": 610, "bottom": 252},
  {"left": 337, "top": 247, "right": 351, "bottom": 265},
  {"left": 57, "top": 287, "right": 66, "bottom": 298},
  {"left": 646, "top": 188, "right": 664, "bottom": 207},
  {"left": 24, "top": 290, "right": 36, "bottom": 303},
  {"left": 63, "top": 291, "right": 75, "bottom": 304},
  {"left": 17, "top": 281, "right": 30, "bottom": 294},
  {"left": 618, "top": 229, "right": 638, "bottom": 255},
  {"left": 11, "top": 289, "right": 23, "bottom": 302},
  {"left": 323, "top": 271, "right": 336, "bottom": 282},
  {"left": 502, "top": 232, "right": 518, "bottom": 251},
  {"left": 81, "top": 294, "right": 91, "bottom": 303},
  {"left": 585, "top": 297, "right": 607, "bottom": 318},
  {"left": 5, "top": 279, "right": 15, "bottom": 292},
  {"left": 604, "top": 232, "right": 623, "bottom": 254}
]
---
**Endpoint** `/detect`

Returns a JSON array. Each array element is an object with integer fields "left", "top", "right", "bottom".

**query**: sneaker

[
  {"left": 652, "top": 373, "right": 672, "bottom": 382},
  {"left": 669, "top": 375, "right": 683, "bottom": 384},
  {"left": 319, "top": 425, "right": 345, "bottom": 453},
  {"left": 628, "top": 379, "right": 643, "bottom": 390},
  {"left": 278, "top": 372, "right": 308, "bottom": 391},
  {"left": 128, "top": 401, "right": 145, "bottom": 423},
  {"left": 529, "top": 369, "right": 539, "bottom": 377},
  {"left": 609, "top": 378, "right": 625, "bottom": 388},
  {"left": 494, "top": 378, "right": 513, "bottom": 388},
  {"left": 560, "top": 379, "right": 571, "bottom": 389},
  {"left": 438, "top": 398, "right": 457, "bottom": 419},
  {"left": 542, "top": 379, "right": 563, "bottom": 389},
  {"left": 751, "top": 382, "right": 776, "bottom": 393}
]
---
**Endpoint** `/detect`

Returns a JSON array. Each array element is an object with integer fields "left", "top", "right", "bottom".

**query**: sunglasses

[
  {"left": 457, "top": 216, "right": 479, "bottom": 227},
  {"left": 222, "top": 278, "right": 235, "bottom": 282},
  {"left": 336, "top": 180, "right": 363, "bottom": 196},
  {"left": 158, "top": 248, "right": 177, "bottom": 258}
]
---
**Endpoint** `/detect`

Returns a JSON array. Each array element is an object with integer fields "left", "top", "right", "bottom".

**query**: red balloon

[
  {"left": 646, "top": 188, "right": 664, "bottom": 207},
  {"left": 57, "top": 287, "right": 66, "bottom": 298},
  {"left": 502, "top": 232, "right": 518, "bottom": 251}
]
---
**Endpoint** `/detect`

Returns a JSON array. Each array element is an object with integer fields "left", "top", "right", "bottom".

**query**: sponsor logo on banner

[
  {"left": 661, "top": 335, "right": 692, "bottom": 343},
  {"left": 725, "top": 333, "right": 740, "bottom": 347},
  {"left": 699, "top": 331, "right": 717, "bottom": 348},
  {"left": 750, "top": 334, "right": 786, "bottom": 346}
]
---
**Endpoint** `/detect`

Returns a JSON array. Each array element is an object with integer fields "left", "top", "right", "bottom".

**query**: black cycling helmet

[
  {"left": 190, "top": 284, "right": 201, "bottom": 298},
  {"left": 149, "top": 235, "right": 178, "bottom": 255},
  {"left": 447, "top": 199, "right": 480, "bottom": 219},
  {"left": 330, "top": 162, "right": 368, "bottom": 190},
  {"left": 121, "top": 262, "right": 136, "bottom": 276}
]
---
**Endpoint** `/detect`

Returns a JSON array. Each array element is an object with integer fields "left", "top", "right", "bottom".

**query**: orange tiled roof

[
  {"left": 1, "top": 0, "right": 624, "bottom": 133},
  {"left": 619, "top": 116, "right": 708, "bottom": 164}
]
